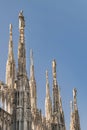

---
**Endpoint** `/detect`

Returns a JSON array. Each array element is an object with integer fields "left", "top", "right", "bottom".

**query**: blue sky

[{"left": 0, "top": 0, "right": 87, "bottom": 129}]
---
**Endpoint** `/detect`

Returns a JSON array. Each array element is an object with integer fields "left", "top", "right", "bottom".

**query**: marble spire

[{"left": 6, "top": 24, "right": 15, "bottom": 89}]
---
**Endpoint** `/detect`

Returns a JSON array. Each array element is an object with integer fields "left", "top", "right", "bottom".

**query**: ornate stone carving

[{"left": 16, "top": 108, "right": 23, "bottom": 121}]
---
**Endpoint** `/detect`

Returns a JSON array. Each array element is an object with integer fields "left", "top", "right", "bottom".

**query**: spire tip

[
  {"left": 30, "top": 49, "right": 34, "bottom": 66},
  {"left": 52, "top": 59, "right": 57, "bottom": 79},
  {"left": 73, "top": 88, "right": 77, "bottom": 99},
  {"left": 46, "top": 70, "right": 48, "bottom": 80},
  {"left": 9, "top": 24, "right": 12, "bottom": 30},
  {"left": 52, "top": 59, "right": 56, "bottom": 67}
]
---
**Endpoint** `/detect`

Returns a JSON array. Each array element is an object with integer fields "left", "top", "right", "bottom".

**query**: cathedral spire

[
  {"left": 9, "top": 24, "right": 12, "bottom": 42},
  {"left": 70, "top": 88, "right": 81, "bottom": 130},
  {"left": 29, "top": 49, "right": 37, "bottom": 111},
  {"left": 18, "top": 10, "right": 26, "bottom": 75},
  {"left": 45, "top": 70, "right": 52, "bottom": 121},
  {"left": 8, "top": 24, "right": 14, "bottom": 61},
  {"left": 16, "top": 11, "right": 32, "bottom": 130},
  {"left": 6, "top": 24, "right": 15, "bottom": 89},
  {"left": 52, "top": 60, "right": 66, "bottom": 130},
  {"left": 52, "top": 60, "right": 59, "bottom": 113},
  {"left": 52, "top": 60, "right": 57, "bottom": 83}
]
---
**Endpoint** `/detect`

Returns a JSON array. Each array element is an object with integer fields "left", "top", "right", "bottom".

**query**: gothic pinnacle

[
  {"left": 6, "top": 24, "right": 15, "bottom": 88},
  {"left": 29, "top": 49, "right": 37, "bottom": 110},
  {"left": 73, "top": 88, "right": 77, "bottom": 110},
  {"left": 45, "top": 70, "right": 52, "bottom": 121},
  {"left": 52, "top": 60, "right": 59, "bottom": 113},
  {"left": 52, "top": 60, "right": 57, "bottom": 85},
  {"left": 70, "top": 89, "right": 81, "bottom": 130},
  {"left": 19, "top": 10, "right": 25, "bottom": 30},
  {"left": 30, "top": 49, "right": 34, "bottom": 66},
  {"left": 8, "top": 24, "right": 14, "bottom": 60},
  {"left": 9, "top": 24, "right": 12, "bottom": 41},
  {"left": 52, "top": 59, "right": 57, "bottom": 80},
  {"left": 18, "top": 10, "right": 25, "bottom": 45},
  {"left": 46, "top": 70, "right": 48, "bottom": 82},
  {"left": 18, "top": 11, "right": 26, "bottom": 75},
  {"left": 46, "top": 70, "right": 50, "bottom": 98}
]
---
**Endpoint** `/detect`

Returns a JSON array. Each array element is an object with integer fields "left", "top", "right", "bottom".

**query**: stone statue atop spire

[
  {"left": 73, "top": 88, "right": 77, "bottom": 110},
  {"left": 52, "top": 59, "right": 57, "bottom": 81},
  {"left": 19, "top": 10, "right": 25, "bottom": 29}
]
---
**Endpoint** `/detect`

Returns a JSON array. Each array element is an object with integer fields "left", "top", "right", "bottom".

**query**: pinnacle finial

[
  {"left": 52, "top": 59, "right": 56, "bottom": 67},
  {"left": 73, "top": 88, "right": 77, "bottom": 98},
  {"left": 52, "top": 59, "right": 57, "bottom": 79},
  {"left": 19, "top": 10, "right": 23, "bottom": 17},
  {"left": 46, "top": 70, "right": 48, "bottom": 83},
  {"left": 8, "top": 24, "right": 13, "bottom": 59},
  {"left": 30, "top": 49, "right": 34, "bottom": 66},
  {"left": 20, "top": 10, "right": 23, "bottom": 14},
  {"left": 19, "top": 10, "right": 25, "bottom": 29},
  {"left": 73, "top": 88, "right": 77, "bottom": 110},
  {"left": 9, "top": 24, "right": 12, "bottom": 41},
  {"left": 9, "top": 24, "right": 12, "bottom": 33}
]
